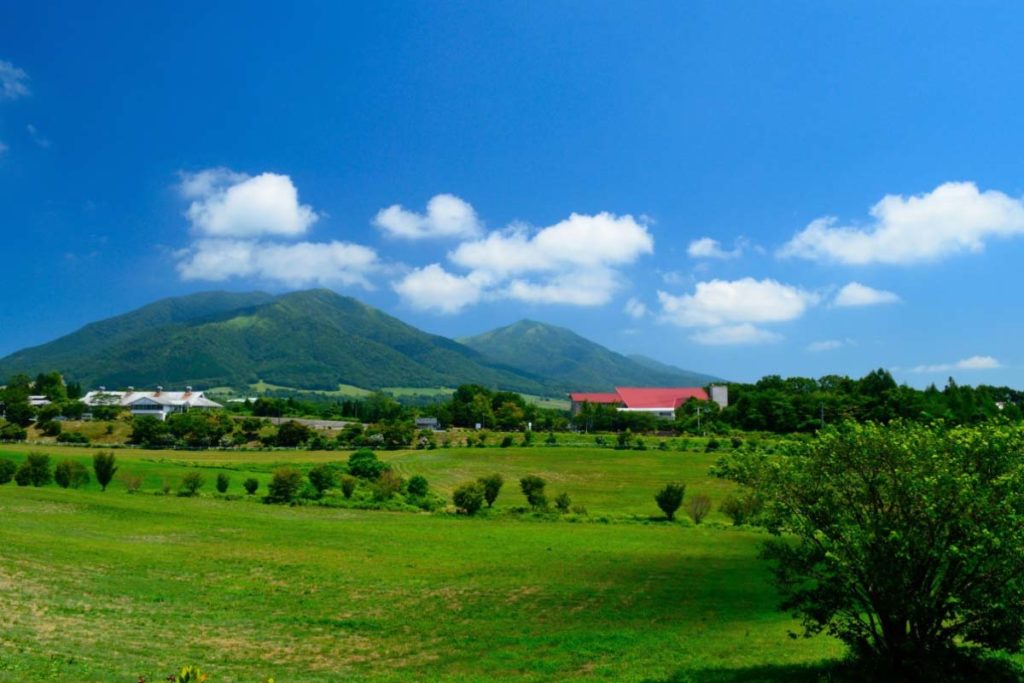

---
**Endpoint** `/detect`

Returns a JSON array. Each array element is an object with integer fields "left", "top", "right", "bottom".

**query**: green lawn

[{"left": 0, "top": 444, "right": 845, "bottom": 682}]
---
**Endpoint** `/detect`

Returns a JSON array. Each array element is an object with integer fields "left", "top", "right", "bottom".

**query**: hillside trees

[{"left": 717, "top": 421, "right": 1024, "bottom": 675}]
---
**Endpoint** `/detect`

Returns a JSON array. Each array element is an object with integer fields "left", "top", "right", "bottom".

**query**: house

[
  {"left": 569, "top": 385, "right": 728, "bottom": 419},
  {"left": 415, "top": 416, "right": 440, "bottom": 430},
  {"left": 81, "top": 386, "right": 222, "bottom": 421},
  {"left": 28, "top": 395, "right": 52, "bottom": 407}
]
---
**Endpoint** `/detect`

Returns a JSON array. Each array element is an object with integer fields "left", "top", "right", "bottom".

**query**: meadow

[{"left": 0, "top": 443, "right": 845, "bottom": 682}]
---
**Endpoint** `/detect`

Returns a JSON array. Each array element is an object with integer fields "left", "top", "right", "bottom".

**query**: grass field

[{"left": 0, "top": 444, "right": 845, "bottom": 682}]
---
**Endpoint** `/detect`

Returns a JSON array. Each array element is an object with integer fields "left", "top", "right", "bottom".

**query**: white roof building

[{"left": 82, "top": 386, "right": 222, "bottom": 421}]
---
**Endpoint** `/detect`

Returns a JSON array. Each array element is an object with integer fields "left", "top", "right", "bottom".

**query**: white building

[{"left": 82, "top": 386, "right": 222, "bottom": 421}]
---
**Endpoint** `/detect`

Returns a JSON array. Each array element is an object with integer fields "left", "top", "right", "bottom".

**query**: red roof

[
  {"left": 569, "top": 392, "right": 622, "bottom": 404},
  {"left": 614, "top": 387, "right": 709, "bottom": 409}
]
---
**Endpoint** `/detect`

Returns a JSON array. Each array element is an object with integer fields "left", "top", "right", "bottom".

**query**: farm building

[
  {"left": 569, "top": 386, "right": 728, "bottom": 418},
  {"left": 82, "top": 386, "right": 222, "bottom": 420}
]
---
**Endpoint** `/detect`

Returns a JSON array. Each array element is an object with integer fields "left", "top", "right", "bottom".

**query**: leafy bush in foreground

[
  {"left": 519, "top": 475, "right": 547, "bottom": 510},
  {"left": 719, "top": 491, "right": 762, "bottom": 526},
  {"left": 15, "top": 453, "right": 52, "bottom": 487},
  {"left": 685, "top": 493, "right": 711, "bottom": 525},
  {"left": 453, "top": 481, "right": 485, "bottom": 515},
  {"left": 554, "top": 492, "right": 572, "bottom": 513},
  {"left": 347, "top": 448, "right": 388, "bottom": 480},
  {"left": 54, "top": 459, "right": 90, "bottom": 489},
  {"left": 340, "top": 475, "right": 357, "bottom": 499},
  {"left": 243, "top": 477, "right": 259, "bottom": 495},
  {"left": 0, "top": 458, "right": 16, "bottom": 484},
  {"left": 307, "top": 464, "right": 336, "bottom": 496},
  {"left": 478, "top": 473, "right": 504, "bottom": 508},
  {"left": 655, "top": 483, "right": 685, "bottom": 521},
  {"left": 179, "top": 471, "right": 204, "bottom": 497},
  {"left": 93, "top": 452, "right": 118, "bottom": 491},
  {"left": 266, "top": 467, "right": 304, "bottom": 503},
  {"left": 406, "top": 474, "right": 429, "bottom": 498},
  {"left": 215, "top": 472, "right": 230, "bottom": 494}
]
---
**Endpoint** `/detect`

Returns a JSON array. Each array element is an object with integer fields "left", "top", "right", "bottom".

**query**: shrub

[
  {"left": 372, "top": 469, "right": 403, "bottom": 501},
  {"left": 15, "top": 453, "right": 52, "bottom": 487},
  {"left": 570, "top": 504, "right": 588, "bottom": 515},
  {"left": 554, "top": 492, "right": 571, "bottom": 513},
  {"left": 686, "top": 493, "right": 712, "bottom": 524},
  {"left": 161, "top": 478, "right": 172, "bottom": 495},
  {"left": 520, "top": 475, "right": 547, "bottom": 509},
  {"left": 39, "top": 420, "right": 62, "bottom": 437},
  {"left": 347, "top": 448, "right": 388, "bottom": 480},
  {"left": 407, "top": 474, "right": 429, "bottom": 498},
  {"left": 274, "top": 420, "right": 312, "bottom": 448},
  {"left": 340, "top": 475, "right": 357, "bottom": 499},
  {"left": 478, "top": 473, "right": 504, "bottom": 508},
  {"left": 633, "top": 437, "right": 647, "bottom": 451},
  {"left": 544, "top": 431, "right": 557, "bottom": 446},
  {"left": 719, "top": 491, "right": 763, "bottom": 526},
  {"left": 452, "top": 481, "right": 485, "bottom": 515},
  {"left": 307, "top": 464, "right": 336, "bottom": 496},
  {"left": 520, "top": 430, "right": 534, "bottom": 447},
  {"left": 705, "top": 438, "right": 720, "bottom": 452},
  {"left": 0, "top": 423, "right": 27, "bottom": 441},
  {"left": 655, "top": 482, "right": 685, "bottom": 521},
  {"left": 500, "top": 435, "right": 514, "bottom": 448},
  {"left": 266, "top": 467, "right": 304, "bottom": 503},
  {"left": 730, "top": 436, "right": 743, "bottom": 449},
  {"left": 243, "top": 477, "right": 259, "bottom": 495},
  {"left": 54, "top": 459, "right": 89, "bottom": 489},
  {"left": 123, "top": 473, "right": 143, "bottom": 493},
  {"left": 0, "top": 458, "right": 16, "bottom": 484},
  {"left": 179, "top": 471, "right": 204, "bottom": 496},
  {"left": 56, "top": 431, "right": 90, "bottom": 444},
  {"left": 93, "top": 452, "right": 118, "bottom": 491},
  {"left": 658, "top": 440, "right": 670, "bottom": 451},
  {"left": 215, "top": 472, "right": 230, "bottom": 494}
]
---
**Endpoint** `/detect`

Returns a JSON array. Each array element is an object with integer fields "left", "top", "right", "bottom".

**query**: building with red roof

[{"left": 569, "top": 385, "right": 727, "bottom": 418}]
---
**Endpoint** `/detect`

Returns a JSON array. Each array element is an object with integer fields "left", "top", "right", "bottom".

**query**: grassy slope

[{"left": 0, "top": 445, "right": 846, "bottom": 682}]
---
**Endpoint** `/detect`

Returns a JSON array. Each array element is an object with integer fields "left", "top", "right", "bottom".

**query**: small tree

[
  {"left": 215, "top": 472, "right": 230, "bottom": 494},
  {"left": 686, "top": 493, "right": 712, "bottom": 524},
  {"left": 478, "top": 473, "right": 504, "bottom": 508},
  {"left": 347, "top": 448, "right": 388, "bottom": 480},
  {"left": 520, "top": 475, "right": 547, "bottom": 509},
  {"left": 179, "top": 471, "right": 204, "bottom": 497},
  {"left": 407, "top": 474, "right": 429, "bottom": 498},
  {"left": 54, "top": 460, "right": 90, "bottom": 489},
  {"left": 274, "top": 420, "right": 312, "bottom": 448},
  {"left": 655, "top": 482, "right": 685, "bottom": 521},
  {"left": 93, "top": 452, "right": 118, "bottom": 491},
  {"left": 242, "top": 477, "right": 259, "bottom": 495},
  {"left": 307, "top": 464, "right": 336, "bottom": 496},
  {"left": 15, "top": 453, "right": 52, "bottom": 487},
  {"left": 340, "top": 475, "right": 357, "bottom": 499},
  {"left": 0, "top": 458, "right": 16, "bottom": 484},
  {"left": 453, "top": 481, "right": 485, "bottom": 515},
  {"left": 554, "top": 492, "right": 571, "bottom": 513},
  {"left": 266, "top": 467, "right": 304, "bottom": 503},
  {"left": 719, "top": 491, "right": 762, "bottom": 526},
  {"left": 372, "top": 469, "right": 403, "bottom": 501}
]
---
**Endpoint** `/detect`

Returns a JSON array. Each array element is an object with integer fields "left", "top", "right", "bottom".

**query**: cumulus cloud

[
  {"left": 389, "top": 203, "right": 654, "bottom": 311},
  {"left": 687, "top": 237, "right": 743, "bottom": 259},
  {"left": 833, "top": 282, "right": 901, "bottom": 307},
  {"left": 26, "top": 124, "right": 50, "bottom": 148},
  {"left": 907, "top": 356, "right": 1002, "bottom": 373},
  {"left": 623, "top": 297, "right": 648, "bottom": 319},
  {"left": 779, "top": 182, "right": 1024, "bottom": 265},
  {"left": 391, "top": 264, "right": 485, "bottom": 314},
  {"left": 374, "top": 194, "right": 482, "bottom": 240},
  {"left": 807, "top": 339, "right": 845, "bottom": 352},
  {"left": 690, "top": 324, "right": 782, "bottom": 345},
  {"left": 177, "top": 239, "right": 378, "bottom": 288},
  {"left": 180, "top": 168, "right": 318, "bottom": 238},
  {"left": 0, "top": 60, "right": 29, "bottom": 100}
]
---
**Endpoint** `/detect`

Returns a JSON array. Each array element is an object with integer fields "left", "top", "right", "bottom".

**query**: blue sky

[{"left": 2, "top": 1, "right": 1024, "bottom": 386}]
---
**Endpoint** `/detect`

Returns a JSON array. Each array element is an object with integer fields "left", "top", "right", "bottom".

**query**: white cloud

[
  {"left": 807, "top": 339, "right": 844, "bottom": 352},
  {"left": 26, "top": 124, "right": 50, "bottom": 148},
  {"left": 907, "top": 356, "right": 1002, "bottom": 373},
  {"left": 690, "top": 324, "right": 782, "bottom": 346},
  {"left": 623, "top": 297, "right": 648, "bottom": 319},
  {"left": 374, "top": 194, "right": 482, "bottom": 240},
  {"left": 180, "top": 169, "right": 318, "bottom": 238},
  {"left": 779, "top": 182, "right": 1024, "bottom": 265},
  {"left": 177, "top": 239, "right": 378, "bottom": 288},
  {"left": 687, "top": 237, "right": 743, "bottom": 259},
  {"left": 392, "top": 264, "right": 484, "bottom": 313},
  {"left": 657, "top": 277, "right": 818, "bottom": 328},
  {"left": 833, "top": 282, "right": 901, "bottom": 307},
  {"left": 0, "top": 61, "right": 29, "bottom": 100},
  {"left": 504, "top": 268, "right": 620, "bottom": 306}
]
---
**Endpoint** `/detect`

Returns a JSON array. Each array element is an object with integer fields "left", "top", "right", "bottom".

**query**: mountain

[
  {"left": 0, "top": 290, "right": 549, "bottom": 394},
  {"left": 627, "top": 354, "right": 723, "bottom": 385},
  {"left": 459, "top": 320, "right": 722, "bottom": 392}
]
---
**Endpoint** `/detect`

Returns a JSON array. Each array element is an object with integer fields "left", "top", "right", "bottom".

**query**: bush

[
  {"left": 705, "top": 438, "right": 721, "bottom": 453},
  {"left": 0, "top": 458, "right": 16, "bottom": 484},
  {"left": 122, "top": 473, "right": 143, "bottom": 493},
  {"left": 554, "top": 492, "right": 571, "bottom": 513},
  {"left": 655, "top": 482, "right": 685, "bottom": 521},
  {"left": 243, "top": 477, "right": 259, "bottom": 495},
  {"left": 274, "top": 420, "right": 312, "bottom": 448},
  {"left": 372, "top": 469, "right": 403, "bottom": 501},
  {"left": 215, "top": 472, "right": 230, "bottom": 494},
  {"left": 15, "top": 453, "right": 52, "bottom": 487},
  {"left": 453, "top": 481, "right": 485, "bottom": 515},
  {"left": 570, "top": 504, "right": 588, "bottom": 515},
  {"left": 544, "top": 431, "right": 557, "bottom": 446},
  {"left": 161, "top": 478, "right": 172, "bottom": 495},
  {"left": 0, "top": 423, "right": 27, "bottom": 441},
  {"left": 730, "top": 436, "right": 743, "bottom": 449},
  {"left": 56, "top": 431, "right": 90, "bottom": 444},
  {"left": 307, "top": 464, "right": 336, "bottom": 496},
  {"left": 407, "top": 474, "right": 429, "bottom": 497},
  {"left": 719, "top": 491, "right": 763, "bottom": 526},
  {"left": 340, "top": 475, "right": 357, "bottom": 499},
  {"left": 93, "top": 452, "right": 118, "bottom": 491},
  {"left": 179, "top": 471, "right": 204, "bottom": 497},
  {"left": 520, "top": 430, "right": 534, "bottom": 447},
  {"left": 657, "top": 440, "right": 670, "bottom": 451},
  {"left": 347, "top": 448, "right": 388, "bottom": 480},
  {"left": 266, "top": 467, "right": 304, "bottom": 503},
  {"left": 54, "top": 459, "right": 90, "bottom": 489},
  {"left": 500, "top": 435, "right": 514, "bottom": 448},
  {"left": 520, "top": 475, "right": 547, "bottom": 509},
  {"left": 686, "top": 492, "right": 712, "bottom": 524},
  {"left": 39, "top": 420, "right": 62, "bottom": 437},
  {"left": 478, "top": 473, "right": 504, "bottom": 508}
]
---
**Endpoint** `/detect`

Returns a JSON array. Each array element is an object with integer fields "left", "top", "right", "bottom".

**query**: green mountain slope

[
  {"left": 0, "top": 290, "right": 548, "bottom": 393},
  {"left": 459, "top": 320, "right": 722, "bottom": 391},
  {"left": 626, "top": 354, "right": 724, "bottom": 385}
]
